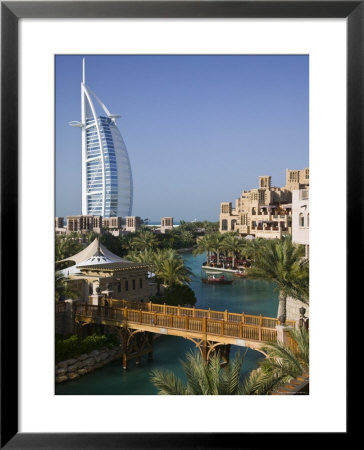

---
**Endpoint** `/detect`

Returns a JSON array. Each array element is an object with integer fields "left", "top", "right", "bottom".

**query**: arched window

[
  {"left": 221, "top": 219, "right": 228, "bottom": 231},
  {"left": 231, "top": 220, "right": 237, "bottom": 230},
  {"left": 299, "top": 213, "right": 305, "bottom": 227}
]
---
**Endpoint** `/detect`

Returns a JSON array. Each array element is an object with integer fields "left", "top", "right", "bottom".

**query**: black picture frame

[{"left": 1, "top": 1, "right": 354, "bottom": 447}]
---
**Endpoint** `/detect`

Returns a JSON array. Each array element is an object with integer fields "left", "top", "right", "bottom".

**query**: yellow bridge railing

[
  {"left": 108, "top": 299, "right": 296, "bottom": 329},
  {"left": 76, "top": 301, "right": 294, "bottom": 344}
]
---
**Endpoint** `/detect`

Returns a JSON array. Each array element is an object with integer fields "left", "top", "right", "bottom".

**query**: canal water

[{"left": 55, "top": 252, "right": 279, "bottom": 395}]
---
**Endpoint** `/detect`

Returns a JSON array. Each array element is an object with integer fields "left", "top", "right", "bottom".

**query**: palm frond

[{"left": 150, "top": 369, "right": 186, "bottom": 395}]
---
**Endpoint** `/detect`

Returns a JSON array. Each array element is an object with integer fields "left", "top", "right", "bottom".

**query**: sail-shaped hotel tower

[{"left": 69, "top": 59, "right": 133, "bottom": 218}]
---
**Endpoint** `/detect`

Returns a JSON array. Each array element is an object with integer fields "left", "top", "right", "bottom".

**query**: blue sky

[{"left": 56, "top": 55, "right": 309, "bottom": 222}]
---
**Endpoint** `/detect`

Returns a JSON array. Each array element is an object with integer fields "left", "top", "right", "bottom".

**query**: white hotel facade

[{"left": 70, "top": 59, "right": 133, "bottom": 218}]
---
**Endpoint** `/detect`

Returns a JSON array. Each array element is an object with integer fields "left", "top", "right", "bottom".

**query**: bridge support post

[
  {"left": 122, "top": 352, "right": 128, "bottom": 370},
  {"left": 276, "top": 325, "right": 292, "bottom": 346},
  {"left": 221, "top": 344, "right": 230, "bottom": 367},
  {"left": 202, "top": 341, "right": 208, "bottom": 363},
  {"left": 202, "top": 317, "right": 208, "bottom": 363},
  {"left": 121, "top": 327, "right": 128, "bottom": 370}
]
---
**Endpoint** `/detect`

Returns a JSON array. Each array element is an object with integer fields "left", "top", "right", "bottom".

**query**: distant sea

[{"left": 147, "top": 221, "right": 180, "bottom": 226}]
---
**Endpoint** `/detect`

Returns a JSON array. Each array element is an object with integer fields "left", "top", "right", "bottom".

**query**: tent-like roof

[{"left": 58, "top": 238, "right": 128, "bottom": 265}]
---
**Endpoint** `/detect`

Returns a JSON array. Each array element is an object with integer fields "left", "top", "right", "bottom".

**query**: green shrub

[
  {"left": 55, "top": 333, "right": 118, "bottom": 364},
  {"left": 152, "top": 284, "right": 197, "bottom": 307}
]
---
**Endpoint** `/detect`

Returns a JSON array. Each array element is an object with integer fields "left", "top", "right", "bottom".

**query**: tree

[
  {"left": 85, "top": 231, "right": 99, "bottom": 244},
  {"left": 125, "top": 249, "right": 155, "bottom": 265},
  {"left": 131, "top": 230, "right": 158, "bottom": 251},
  {"left": 99, "top": 232, "right": 123, "bottom": 257},
  {"left": 150, "top": 349, "right": 248, "bottom": 395},
  {"left": 243, "top": 327, "right": 309, "bottom": 395},
  {"left": 156, "top": 254, "right": 193, "bottom": 287},
  {"left": 246, "top": 236, "right": 306, "bottom": 318},
  {"left": 55, "top": 272, "right": 79, "bottom": 302},
  {"left": 55, "top": 237, "right": 83, "bottom": 268},
  {"left": 162, "top": 227, "right": 181, "bottom": 249},
  {"left": 193, "top": 234, "right": 211, "bottom": 265},
  {"left": 155, "top": 284, "right": 197, "bottom": 307},
  {"left": 220, "top": 233, "right": 245, "bottom": 269},
  {"left": 209, "top": 233, "right": 225, "bottom": 266},
  {"left": 126, "top": 248, "right": 192, "bottom": 292},
  {"left": 193, "top": 233, "right": 221, "bottom": 266},
  {"left": 119, "top": 233, "right": 135, "bottom": 253},
  {"left": 179, "top": 230, "right": 195, "bottom": 248},
  {"left": 244, "top": 237, "right": 264, "bottom": 261},
  {"left": 286, "top": 258, "right": 309, "bottom": 304}
]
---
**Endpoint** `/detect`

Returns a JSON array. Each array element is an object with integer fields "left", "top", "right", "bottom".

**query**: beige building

[
  {"left": 55, "top": 217, "right": 67, "bottom": 235},
  {"left": 292, "top": 188, "right": 309, "bottom": 258},
  {"left": 103, "top": 216, "right": 122, "bottom": 230},
  {"left": 287, "top": 187, "right": 310, "bottom": 320},
  {"left": 55, "top": 217, "right": 64, "bottom": 228},
  {"left": 64, "top": 215, "right": 123, "bottom": 235},
  {"left": 161, "top": 217, "right": 173, "bottom": 234},
  {"left": 57, "top": 238, "right": 153, "bottom": 304},
  {"left": 125, "top": 216, "right": 141, "bottom": 233},
  {"left": 67, "top": 215, "right": 102, "bottom": 234},
  {"left": 219, "top": 168, "right": 309, "bottom": 239}
]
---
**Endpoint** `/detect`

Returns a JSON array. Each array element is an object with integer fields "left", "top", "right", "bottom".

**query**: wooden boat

[{"left": 202, "top": 273, "right": 233, "bottom": 284}]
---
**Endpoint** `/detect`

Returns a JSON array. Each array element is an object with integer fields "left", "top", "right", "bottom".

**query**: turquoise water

[{"left": 55, "top": 252, "right": 278, "bottom": 395}]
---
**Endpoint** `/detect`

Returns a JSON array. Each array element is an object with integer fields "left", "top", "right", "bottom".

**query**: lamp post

[{"left": 299, "top": 307, "right": 309, "bottom": 329}]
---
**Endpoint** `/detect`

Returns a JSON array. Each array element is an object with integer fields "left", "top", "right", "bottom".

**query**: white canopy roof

[
  {"left": 58, "top": 238, "right": 131, "bottom": 279},
  {"left": 58, "top": 238, "right": 128, "bottom": 265}
]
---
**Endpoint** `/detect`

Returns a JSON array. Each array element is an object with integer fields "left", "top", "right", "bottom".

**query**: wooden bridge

[{"left": 75, "top": 300, "right": 296, "bottom": 368}]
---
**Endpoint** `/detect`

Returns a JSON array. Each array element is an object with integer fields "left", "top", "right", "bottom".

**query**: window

[
  {"left": 132, "top": 279, "right": 136, "bottom": 290},
  {"left": 221, "top": 220, "right": 228, "bottom": 231},
  {"left": 125, "top": 280, "right": 129, "bottom": 291},
  {"left": 299, "top": 213, "right": 305, "bottom": 227},
  {"left": 139, "top": 278, "right": 143, "bottom": 288},
  {"left": 118, "top": 282, "right": 121, "bottom": 293},
  {"left": 307, "top": 213, "right": 309, "bottom": 228}
]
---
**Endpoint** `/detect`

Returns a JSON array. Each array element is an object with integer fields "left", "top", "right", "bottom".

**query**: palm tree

[
  {"left": 127, "top": 248, "right": 192, "bottom": 292},
  {"left": 210, "top": 233, "right": 225, "bottom": 267},
  {"left": 55, "top": 272, "right": 79, "bottom": 302},
  {"left": 244, "top": 237, "right": 264, "bottom": 261},
  {"left": 247, "top": 236, "right": 306, "bottom": 319},
  {"left": 193, "top": 234, "right": 213, "bottom": 265},
  {"left": 85, "top": 231, "right": 99, "bottom": 244},
  {"left": 131, "top": 230, "right": 158, "bottom": 251},
  {"left": 162, "top": 227, "right": 180, "bottom": 249},
  {"left": 194, "top": 233, "right": 224, "bottom": 267},
  {"left": 179, "top": 230, "right": 195, "bottom": 248},
  {"left": 55, "top": 237, "right": 83, "bottom": 264},
  {"left": 286, "top": 258, "right": 309, "bottom": 304},
  {"left": 125, "top": 249, "right": 155, "bottom": 265},
  {"left": 221, "top": 233, "right": 245, "bottom": 269},
  {"left": 150, "top": 349, "right": 248, "bottom": 395},
  {"left": 119, "top": 233, "right": 134, "bottom": 253},
  {"left": 243, "top": 327, "right": 309, "bottom": 395},
  {"left": 155, "top": 251, "right": 193, "bottom": 287}
]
